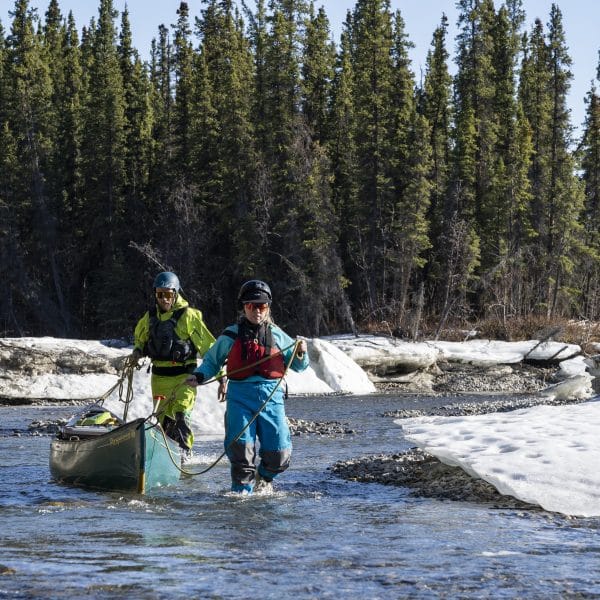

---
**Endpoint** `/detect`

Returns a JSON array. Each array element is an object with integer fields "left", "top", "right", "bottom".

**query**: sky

[
  {"left": 2, "top": 1, "right": 599, "bottom": 135},
  {"left": 3, "top": 334, "right": 598, "bottom": 516}
]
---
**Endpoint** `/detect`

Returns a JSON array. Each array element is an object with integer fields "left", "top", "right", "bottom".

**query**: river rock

[{"left": 330, "top": 448, "right": 539, "bottom": 510}]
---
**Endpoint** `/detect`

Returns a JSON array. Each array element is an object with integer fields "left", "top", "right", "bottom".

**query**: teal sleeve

[
  {"left": 194, "top": 327, "right": 236, "bottom": 379},
  {"left": 272, "top": 327, "right": 309, "bottom": 373}
]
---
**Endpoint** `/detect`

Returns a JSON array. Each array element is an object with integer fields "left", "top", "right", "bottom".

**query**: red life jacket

[{"left": 225, "top": 321, "right": 285, "bottom": 380}]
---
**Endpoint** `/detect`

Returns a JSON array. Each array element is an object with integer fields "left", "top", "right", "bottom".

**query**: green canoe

[{"left": 50, "top": 408, "right": 181, "bottom": 494}]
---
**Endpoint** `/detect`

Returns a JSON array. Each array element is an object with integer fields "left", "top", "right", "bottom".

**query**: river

[{"left": 1, "top": 394, "right": 599, "bottom": 599}]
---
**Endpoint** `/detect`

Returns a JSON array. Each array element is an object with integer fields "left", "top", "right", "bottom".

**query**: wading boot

[{"left": 254, "top": 471, "right": 273, "bottom": 494}]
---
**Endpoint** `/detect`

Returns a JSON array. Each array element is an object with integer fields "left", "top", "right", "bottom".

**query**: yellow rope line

[{"left": 92, "top": 354, "right": 139, "bottom": 418}]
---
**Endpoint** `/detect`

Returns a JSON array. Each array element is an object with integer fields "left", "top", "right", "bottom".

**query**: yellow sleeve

[
  {"left": 133, "top": 312, "right": 150, "bottom": 350},
  {"left": 185, "top": 308, "right": 216, "bottom": 357}
]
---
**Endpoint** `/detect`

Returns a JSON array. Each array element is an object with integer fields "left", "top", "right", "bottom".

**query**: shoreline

[
  {"left": 291, "top": 372, "right": 594, "bottom": 512},
  {"left": 329, "top": 448, "right": 542, "bottom": 511},
  {"left": 8, "top": 351, "right": 597, "bottom": 513}
]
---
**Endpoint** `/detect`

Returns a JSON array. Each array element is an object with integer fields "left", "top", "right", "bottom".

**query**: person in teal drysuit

[{"left": 187, "top": 280, "right": 309, "bottom": 493}]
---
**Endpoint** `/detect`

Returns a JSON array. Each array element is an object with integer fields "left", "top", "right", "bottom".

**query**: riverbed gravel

[{"left": 329, "top": 447, "right": 541, "bottom": 510}]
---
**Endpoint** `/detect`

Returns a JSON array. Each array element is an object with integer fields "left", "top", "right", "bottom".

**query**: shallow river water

[{"left": 1, "top": 395, "right": 599, "bottom": 599}]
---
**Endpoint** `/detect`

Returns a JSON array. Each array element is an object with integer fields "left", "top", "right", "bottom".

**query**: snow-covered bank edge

[
  {"left": 332, "top": 391, "right": 600, "bottom": 518},
  {"left": 2, "top": 334, "right": 598, "bottom": 404},
  {"left": 331, "top": 448, "right": 542, "bottom": 511}
]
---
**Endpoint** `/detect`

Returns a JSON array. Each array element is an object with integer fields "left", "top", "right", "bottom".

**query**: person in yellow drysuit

[{"left": 132, "top": 271, "right": 219, "bottom": 454}]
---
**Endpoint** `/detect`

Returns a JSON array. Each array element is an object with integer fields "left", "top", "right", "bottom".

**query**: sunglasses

[
  {"left": 156, "top": 291, "right": 176, "bottom": 299},
  {"left": 244, "top": 302, "right": 269, "bottom": 311}
]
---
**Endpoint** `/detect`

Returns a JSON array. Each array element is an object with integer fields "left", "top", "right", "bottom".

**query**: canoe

[{"left": 49, "top": 411, "right": 181, "bottom": 494}]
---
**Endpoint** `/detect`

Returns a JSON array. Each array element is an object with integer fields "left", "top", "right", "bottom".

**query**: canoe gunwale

[{"left": 49, "top": 418, "right": 181, "bottom": 493}]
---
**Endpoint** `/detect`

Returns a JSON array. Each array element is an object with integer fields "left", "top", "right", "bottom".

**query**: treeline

[{"left": 1, "top": 0, "right": 599, "bottom": 340}]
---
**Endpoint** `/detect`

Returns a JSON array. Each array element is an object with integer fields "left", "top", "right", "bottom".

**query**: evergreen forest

[{"left": 1, "top": 0, "right": 599, "bottom": 341}]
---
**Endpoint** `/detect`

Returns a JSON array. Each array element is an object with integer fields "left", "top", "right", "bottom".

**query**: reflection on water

[{"left": 1, "top": 397, "right": 599, "bottom": 598}]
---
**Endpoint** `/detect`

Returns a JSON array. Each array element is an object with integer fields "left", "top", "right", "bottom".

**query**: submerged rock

[{"left": 288, "top": 416, "right": 356, "bottom": 435}]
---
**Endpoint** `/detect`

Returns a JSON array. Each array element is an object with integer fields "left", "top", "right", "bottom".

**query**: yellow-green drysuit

[{"left": 133, "top": 294, "right": 215, "bottom": 449}]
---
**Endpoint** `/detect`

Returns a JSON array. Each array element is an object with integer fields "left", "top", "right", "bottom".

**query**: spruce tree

[
  {"left": 501, "top": 101, "right": 535, "bottom": 316},
  {"left": 41, "top": 0, "right": 62, "bottom": 186},
  {"left": 349, "top": 0, "right": 395, "bottom": 318},
  {"left": 79, "top": 0, "right": 127, "bottom": 334},
  {"left": 386, "top": 10, "right": 431, "bottom": 328},
  {"left": 301, "top": 2, "right": 335, "bottom": 144},
  {"left": 172, "top": 1, "right": 194, "bottom": 176},
  {"left": 4, "top": 0, "right": 68, "bottom": 334},
  {"left": 0, "top": 62, "right": 22, "bottom": 333},
  {"left": 519, "top": 17, "right": 552, "bottom": 310},
  {"left": 579, "top": 71, "right": 600, "bottom": 319},
  {"left": 117, "top": 7, "right": 154, "bottom": 316},
  {"left": 417, "top": 15, "right": 452, "bottom": 315},
  {"left": 255, "top": 0, "right": 303, "bottom": 312},
  {"left": 544, "top": 5, "right": 584, "bottom": 317},
  {"left": 520, "top": 7, "right": 584, "bottom": 317},
  {"left": 442, "top": 102, "right": 481, "bottom": 326},
  {"left": 245, "top": 0, "right": 347, "bottom": 333},
  {"left": 45, "top": 9, "right": 85, "bottom": 335},
  {"left": 245, "top": 0, "right": 269, "bottom": 150},
  {"left": 148, "top": 24, "right": 173, "bottom": 199},
  {"left": 119, "top": 7, "right": 152, "bottom": 203},
  {"left": 452, "top": 0, "right": 498, "bottom": 280},
  {"left": 180, "top": 0, "right": 257, "bottom": 322},
  {"left": 328, "top": 18, "right": 359, "bottom": 310},
  {"left": 0, "top": 22, "right": 5, "bottom": 117},
  {"left": 55, "top": 12, "right": 84, "bottom": 223},
  {"left": 479, "top": 3, "right": 534, "bottom": 319}
]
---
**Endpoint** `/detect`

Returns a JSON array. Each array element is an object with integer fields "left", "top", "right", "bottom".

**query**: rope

[
  {"left": 119, "top": 355, "right": 139, "bottom": 422},
  {"left": 93, "top": 354, "right": 140, "bottom": 420},
  {"left": 156, "top": 339, "right": 302, "bottom": 477},
  {"left": 147, "top": 341, "right": 298, "bottom": 423},
  {"left": 89, "top": 340, "right": 301, "bottom": 478}
]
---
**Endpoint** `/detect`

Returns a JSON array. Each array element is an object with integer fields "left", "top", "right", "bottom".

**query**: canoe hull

[{"left": 49, "top": 418, "right": 181, "bottom": 493}]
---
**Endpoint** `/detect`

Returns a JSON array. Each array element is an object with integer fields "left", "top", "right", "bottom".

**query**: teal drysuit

[{"left": 194, "top": 320, "right": 309, "bottom": 492}]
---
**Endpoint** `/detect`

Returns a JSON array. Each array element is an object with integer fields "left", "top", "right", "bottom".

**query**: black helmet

[
  {"left": 153, "top": 271, "right": 180, "bottom": 291},
  {"left": 238, "top": 279, "right": 272, "bottom": 306}
]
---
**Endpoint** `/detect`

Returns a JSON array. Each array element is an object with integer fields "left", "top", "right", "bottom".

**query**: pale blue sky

[{"left": 3, "top": 1, "right": 599, "bottom": 134}]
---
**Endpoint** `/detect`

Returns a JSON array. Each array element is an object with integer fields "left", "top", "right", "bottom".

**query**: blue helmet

[
  {"left": 238, "top": 279, "right": 272, "bottom": 306},
  {"left": 153, "top": 271, "right": 180, "bottom": 291}
]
